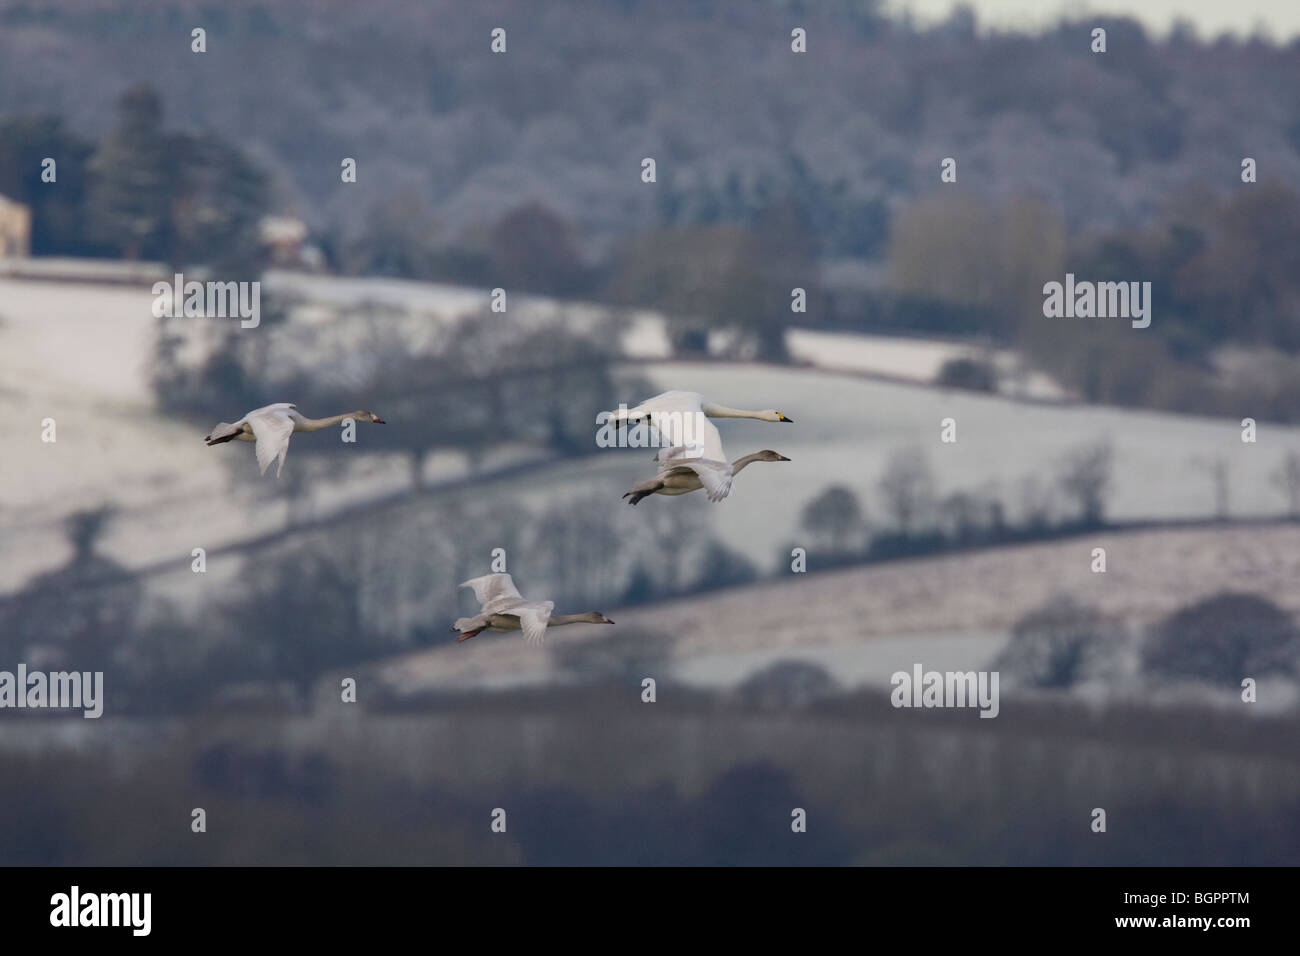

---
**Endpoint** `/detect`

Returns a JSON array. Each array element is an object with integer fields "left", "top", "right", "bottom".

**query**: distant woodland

[{"left": 3, "top": 0, "right": 1300, "bottom": 413}]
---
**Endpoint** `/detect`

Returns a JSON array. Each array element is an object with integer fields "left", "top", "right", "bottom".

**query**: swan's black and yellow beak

[{"left": 778, "top": 413, "right": 793, "bottom": 422}]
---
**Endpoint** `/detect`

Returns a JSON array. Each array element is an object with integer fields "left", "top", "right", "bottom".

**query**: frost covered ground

[
  {"left": 3, "top": 269, "right": 1298, "bottom": 597},
  {"left": 381, "top": 522, "right": 1300, "bottom": 703}
]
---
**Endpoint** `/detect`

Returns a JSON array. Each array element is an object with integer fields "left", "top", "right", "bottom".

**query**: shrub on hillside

[
  {"left": 935, "top": 356, "right": 998, "bottom": 392},
  {"left": 994, "top": 596, "right": 1126, "bottom": 689},
  {"left": 1142, "top": 592, "right": 1298, "bottom": 685}
]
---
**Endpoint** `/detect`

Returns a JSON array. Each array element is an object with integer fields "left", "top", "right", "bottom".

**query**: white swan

[
  {"left": 606, "top": 390, "right": 792, "bottom": 461},
  {"left": 451, "top": 573, "right": 614, "bottom": 644},
  {"left": 623, "top": 447, "right": 790, "bottom": 505},
  {"left": 204, "top": 403, "right": 385, "bottom": 477}
]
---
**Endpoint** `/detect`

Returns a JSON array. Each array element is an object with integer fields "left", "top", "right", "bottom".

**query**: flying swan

[
  {"left": 605, "top": 390, "right": 792, "bottom": 462},
  {"left": 604, "top": 390, "right": 793, "bottom": 503},
  {"left": 623, "top": 447, "right": 790, "bottom": 504},
  {"left": 204, "top": 403, "right": 385, "bottom": 477},
  {"left": 451, "top": 573, "right": 615, "bottom": 644}
]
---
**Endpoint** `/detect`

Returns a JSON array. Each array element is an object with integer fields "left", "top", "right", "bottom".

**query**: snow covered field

[
  {"left": 3, "top": 271, "right": 1299, "bottom": 596},
  {"left": 381, "top": 522, "right": 1300, "bottom": 701}
]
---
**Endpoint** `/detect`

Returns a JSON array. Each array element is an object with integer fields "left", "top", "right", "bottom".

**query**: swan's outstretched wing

[
  {"left": 460, "top": 573, "right": 524, "bottom": 612},
  {"left": 499, "top": 600, "right": 555, "bottom": 645},
  {"left": 667, "top": 457, "right": 734, "bottom": 502},
  {"left": 621, "top": 390, "right": 705, "bottom": 418},
  {"left": 207, "top": 404, "right": 296, "bottom": 446},
  {"left": 656, "top": 444, "right": 707, "bottom": 465},
  {"left": 617, "top": 390, "right": 725, "bottom": 461},
  {"left": 244, "top": 406, "right": 297, "bottom": 477}
]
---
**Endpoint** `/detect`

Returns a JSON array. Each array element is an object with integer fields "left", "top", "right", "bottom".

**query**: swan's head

[
  {"left": 763, "top": 410, "right": 794, "bottom": 423},
  {"left": 755, "top": 450, "right": 791, "bottom": 462},
  {"left": 584, "top": 612, "right": 615, "bottom": 624},
  {"left": 358, "top": 410, "right": 386, "bottom": 424}
]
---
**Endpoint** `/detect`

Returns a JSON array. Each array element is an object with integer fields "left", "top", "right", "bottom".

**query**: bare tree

[
  {"left": 550, "top": 627, "right": 677, "bottom": 686},
  {"left": 1057, "top": 440, "right": 1114, "bottom": 527},
  {"left": 1143, "top": 592, "right": 1298, "bottom": 683},
  {"left": 533, "top": 494, "right": 624, "bottom": 612},
  {"left": 1271, "top": 451, "right": 1300, "bottom": 519},
  {"left": 0, "top": 505, "right": 135, "bottom": 674},
  {"left": 938, "top": 490, "right": 990, "bottom": 544},
  {"left": 994, "top": 596, "right": 1125, "bottom": 688},
  {"left": 801, "top": 485, "right": 864, "bottom": 555},
  {"left": 221, "top": 544, "right": 389, "bottom": 711},
  {"left": 735, "top": 659, "right": 840, "bottom": 710},
  {"left": 877, "top": 447, "right": 935, "bottom": 536},
  {"left": 1015, "top": 474, "right": 1055, "bottom": 531},
  {"left": 488, "top": 201, "right": 588, "bottom": 296},
  {"left": 1191, "top": 455, "right": 1230, "bottom": 520},
  {"left": 605, "top": 222, "right": 794, "bottom": 361}
]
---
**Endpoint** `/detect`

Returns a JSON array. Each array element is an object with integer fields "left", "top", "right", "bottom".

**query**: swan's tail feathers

[
  {"left": 623, "top": 478, "right": 663, "bottom": 505},
  {"left": 205, "top": 422, "right": 241, "bottom": 445},
  {"left": 453, "top": 615, "right": 490, "bottom": 641}
]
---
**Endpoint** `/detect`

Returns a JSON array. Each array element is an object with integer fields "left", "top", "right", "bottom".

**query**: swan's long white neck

[
  {"left": 549, "top": 612, "right": 601, "bottom": 626},
  {"left": 293, "top": 411, "right": 364, "bottom": 432},
  {"left": 702, "top": 402, "right": 768, "bottom": 420},
  {"left": 730, "top": 452, "right": 767, "bottom": 473}
]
